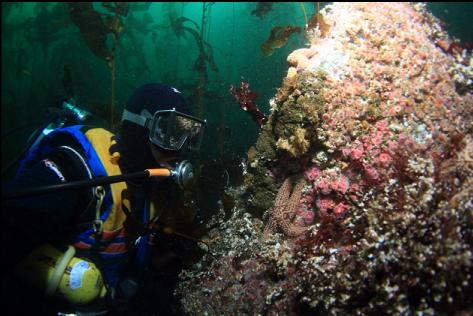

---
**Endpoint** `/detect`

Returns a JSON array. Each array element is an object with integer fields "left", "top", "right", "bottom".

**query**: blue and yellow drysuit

[{"left": 13, "top": 124, "right": 158, "bottom": 290}]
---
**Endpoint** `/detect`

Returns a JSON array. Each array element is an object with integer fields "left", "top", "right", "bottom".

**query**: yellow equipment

[{"left": 15, "top": 244, "right": 107, "bottom": 305}]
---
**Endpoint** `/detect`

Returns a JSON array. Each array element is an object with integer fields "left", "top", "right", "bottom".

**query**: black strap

[{"left": 46, "top": 146, "right": 96, "bottom": 222}]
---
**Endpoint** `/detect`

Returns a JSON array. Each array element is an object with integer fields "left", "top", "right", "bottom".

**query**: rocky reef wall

[{"left": 176, "top": 3, "right": 473, "bottom": 315}]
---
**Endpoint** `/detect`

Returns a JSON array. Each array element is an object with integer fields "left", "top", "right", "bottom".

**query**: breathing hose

[{"left": 2, "top": 161, "right": 194, "bottom": 200}]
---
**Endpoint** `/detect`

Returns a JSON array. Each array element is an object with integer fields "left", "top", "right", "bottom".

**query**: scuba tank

[
  {"left": 15, "top": 244, "right": 107, "bottom": 305},
  {"left": 2, "top": 99, "right": 91, "bottom": 178},
  {"left": 27, "top": 99, "right": 91, "bottom": 152},
  {"left": 8, "top": 100, "right": 106, "bottom": 305}
]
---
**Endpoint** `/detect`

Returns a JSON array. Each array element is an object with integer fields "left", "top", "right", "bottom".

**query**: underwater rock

[
  {"left": 287, "top": 47, "right": 317, "bottom": 70},
  {"left": 275, "top": 127, "right": 310, "bottom": 158},
  {"left": 176, "top": 3, "right": 473, "bottom": 315}
]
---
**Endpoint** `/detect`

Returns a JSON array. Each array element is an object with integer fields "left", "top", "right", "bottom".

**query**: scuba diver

[{"left": 2, "top": 83, "right": 206, "bottom": 315}]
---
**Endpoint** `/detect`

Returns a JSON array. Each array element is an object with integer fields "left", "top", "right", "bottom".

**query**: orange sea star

[{"left": 264, "top": 177, "right": 308, "bottom": 238}]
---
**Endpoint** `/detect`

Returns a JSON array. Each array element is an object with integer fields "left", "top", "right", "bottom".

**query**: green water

[
  {"left": 1, "top": 2, "right": 472, "bottom": 185},
  {"left": 1, "top": 3, "right": 307, "bottom": 173}
]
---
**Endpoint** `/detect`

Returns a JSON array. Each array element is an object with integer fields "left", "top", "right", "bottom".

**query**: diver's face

[{"left": 150, "top": 144, "right": 180, "bottom": 164}]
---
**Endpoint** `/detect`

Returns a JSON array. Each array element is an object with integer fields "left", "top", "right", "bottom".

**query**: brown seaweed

[
  {"left": 68, "top": 3, "right": 127, "bottom": 128},
  {"left": 251, "top": 2, "right": 273, "bottom": 19},
  {"left": 62, "top": 64, "right": 74, "bottom": 99},
  {"left": 261, "top": 25, "right": 302, "bottom": 57},
  {"left": 307, "top": 12, "right": 330, "bottom": 38},
  {"left": 21, "top": 4, "right": 69, "bottom": 57},
  {"left": 167, "top": 16, "right": 200, "bottom": 39},
  {"left": 101, "top": 2, "right": 129, "bottom": 17},
  {"left": 126, "top": 11, "right": 154, "bottom": 35},
  {"left": 68, "top": 3, "right": 113, "bottom": 61},
  {"left": 165, "top": 15, "right": 218, "bottom": 73},
  {"left": 104, "top": 14, "right": 125, "bottom": 37}
]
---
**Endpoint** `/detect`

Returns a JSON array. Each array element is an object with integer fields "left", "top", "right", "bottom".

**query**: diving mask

[{"left": 122, "top": 108, "right": 206, "bottom": 152}]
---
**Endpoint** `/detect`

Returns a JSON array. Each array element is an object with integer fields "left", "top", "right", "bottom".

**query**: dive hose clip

[{"left": 93, "top": 186, "right": 105, "bottom": 235}]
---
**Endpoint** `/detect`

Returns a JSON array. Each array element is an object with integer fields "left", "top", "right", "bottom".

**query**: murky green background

[{"left": 2, "top": 3, "right": 472, "bottom": 209}]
